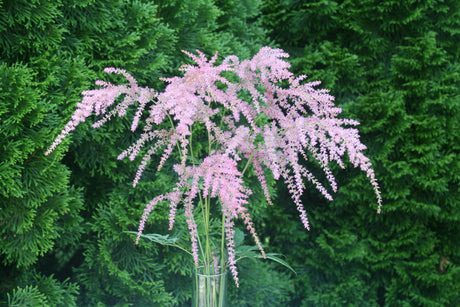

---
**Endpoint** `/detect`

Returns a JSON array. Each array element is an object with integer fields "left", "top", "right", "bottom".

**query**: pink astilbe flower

[
  {"left": 45, "top": 68, "right": 155, "bottom": 155},
  {"left": 46, "top": 47, "right": 382, "bottom": 285}
]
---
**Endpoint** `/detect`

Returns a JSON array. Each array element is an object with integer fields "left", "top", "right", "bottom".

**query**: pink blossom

[{"left": 47, "top": 47, "right": 382, "bottom": 285}]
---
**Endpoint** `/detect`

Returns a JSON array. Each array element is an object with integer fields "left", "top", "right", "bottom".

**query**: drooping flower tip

[
  {"left": 45, "top": 143, "right": 57, "bottom": 156},
  {"left": 376, "top": 191, "right": 383, "bottom": 214},
  {"left": 104, "top": 67, "right": 122, "bottom": 74},
  {"left": 135, "top": 222, "right": 145, "bottom": 245}
]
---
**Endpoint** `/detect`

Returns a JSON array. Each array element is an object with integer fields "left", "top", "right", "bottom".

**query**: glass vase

[{"left": 192, "top": 265, "right": 227, "bottom": 307}]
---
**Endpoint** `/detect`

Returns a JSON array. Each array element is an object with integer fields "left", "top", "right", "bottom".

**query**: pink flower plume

[{"left": 46, "top": 47, "right": 382, "bottom": 285}]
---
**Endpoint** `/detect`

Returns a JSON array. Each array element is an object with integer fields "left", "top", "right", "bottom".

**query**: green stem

[
  {"left": 166, "top": 114, "right": 183, "bottom": 160},
  {"left": 220, "top": 204, "right": 225, "bottom": 269},
  {"left": 187, "top": 125, "right": 210, "bottom": 268},
  {"left": 205, "top": 114, "right": 214, "bottom": 273},
  {"left": 240, "top": 149, "right": 256, "bottom": 177},
  {"left": 205, "top": 196, "right": 211, "bottom": 271}
]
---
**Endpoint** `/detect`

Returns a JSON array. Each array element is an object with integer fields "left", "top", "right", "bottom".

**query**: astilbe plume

[{"left": 46, "top": 47, "right": 382, "bottom": 286}]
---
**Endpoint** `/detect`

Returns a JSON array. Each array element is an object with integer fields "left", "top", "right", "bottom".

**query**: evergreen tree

[
  {"left": 0, "top": 51, "right": 84, "bottom": 307},
  {"left": 262, "top": 0, "right": 460, "bottom": 305}
]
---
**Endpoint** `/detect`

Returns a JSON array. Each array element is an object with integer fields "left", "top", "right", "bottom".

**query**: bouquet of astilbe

[{"left": 47, "top": 47, "right": 382, "bottom": 287}]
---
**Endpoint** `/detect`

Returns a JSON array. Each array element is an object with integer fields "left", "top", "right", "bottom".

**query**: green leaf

[{"left": 235, "top": 245, "right": 296, "bottom": 274}]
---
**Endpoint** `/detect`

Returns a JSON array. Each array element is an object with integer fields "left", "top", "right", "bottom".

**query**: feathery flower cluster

[{"left": 46, "top": 47, "right": 382, "bottom": 286}]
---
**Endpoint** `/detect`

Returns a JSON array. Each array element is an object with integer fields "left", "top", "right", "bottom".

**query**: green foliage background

[
  {"left": 1, "top": 0, "right": 459, "bottom": 306},
  {"left": 261, "top": 0, "right": 460, "bottom": 306}
]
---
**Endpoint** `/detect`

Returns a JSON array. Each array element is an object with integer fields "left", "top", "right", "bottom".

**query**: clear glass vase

[{"left": 192, "top": 265, "right": 227, "bottom": 307}]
